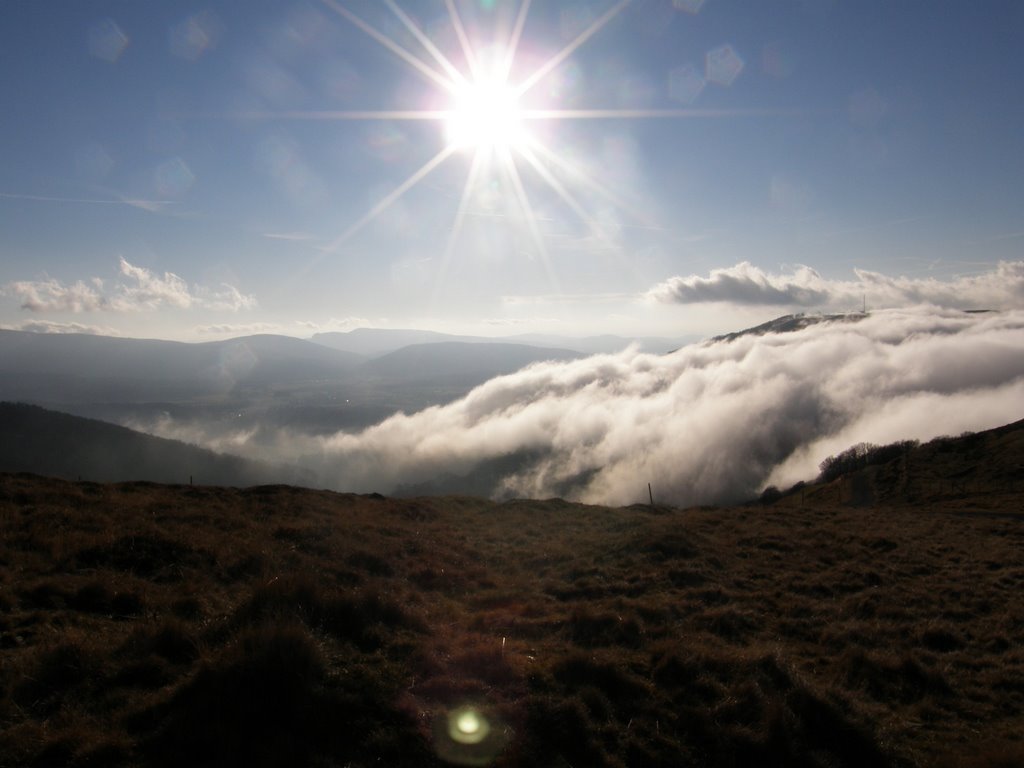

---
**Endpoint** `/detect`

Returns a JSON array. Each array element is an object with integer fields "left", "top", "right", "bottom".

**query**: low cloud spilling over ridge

[
  {"left": 165, "top": 307, "right": 1023, "bottom": 507},
  {"left": 647, "top": 261, "right": 1024, "bottom": 309}
]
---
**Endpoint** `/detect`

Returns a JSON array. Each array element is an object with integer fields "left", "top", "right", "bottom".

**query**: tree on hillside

[{"left": 818, "top": 440, "right": 919, "bottom": 483}]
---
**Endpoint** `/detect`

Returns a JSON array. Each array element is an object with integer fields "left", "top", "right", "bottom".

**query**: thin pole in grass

[{"left": 648, "top": 483, "right": 654, "bottom": 506}]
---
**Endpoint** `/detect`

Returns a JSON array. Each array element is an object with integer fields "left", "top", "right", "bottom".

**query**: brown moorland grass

[{"left": 0, "top": 424, "right": 1023, "bottom": 766}]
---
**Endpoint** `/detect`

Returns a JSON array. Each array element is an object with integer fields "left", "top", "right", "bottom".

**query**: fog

[{"left": 144, "top": 307, "right": 1024, "bottom": 506}]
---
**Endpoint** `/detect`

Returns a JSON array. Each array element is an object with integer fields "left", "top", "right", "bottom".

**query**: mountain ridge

[
  {"left": 312, "top": 328, "right": 690, "bottom": 357},
  {"left": 710, "top": 312, "right": 868, "bottom": 344},
  {"left": 0, "top": 330, "right": 363, "bottom": 404}
]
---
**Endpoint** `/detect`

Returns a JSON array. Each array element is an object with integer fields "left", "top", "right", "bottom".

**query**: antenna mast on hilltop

[{"left": 862, "top": 294, "right": 866, "bottom": 313}]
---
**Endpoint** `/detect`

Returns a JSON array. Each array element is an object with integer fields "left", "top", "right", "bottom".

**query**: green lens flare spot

[{"left": 449, "top": 707, "right": 490, "bottom": 745}]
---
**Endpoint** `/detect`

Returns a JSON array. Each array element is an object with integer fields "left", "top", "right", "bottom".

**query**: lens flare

[
  {"left": 433, "top": 704, "right": 507, "bottom": 766},
  {"left": 449, "top": 707, "right": 490, "bottom": 744}
]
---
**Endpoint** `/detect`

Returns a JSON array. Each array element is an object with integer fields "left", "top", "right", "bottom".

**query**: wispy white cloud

[
  {"left": 3, "top": 258, "right": 257, "bottom": 314},
  {"left": 0, "top": 191, "right": 173, "bottom": 212},
  {"left": 647, "top": 260, "right": 1024, "bottom": 309},
  {"left": 261, "top": 231, "right": 317, "bottom": 242},
  {"left": 0, "top": 319, "right": 120, "bottom": 335},
  {"left": 112, "top": 257, "right": 193, "bottom": 310},
  {"left": 192, "top": 282, "right": 259, "bottom": 312},
  {"left": 5, "top": 277, "right": 108, "bottom": 312}
]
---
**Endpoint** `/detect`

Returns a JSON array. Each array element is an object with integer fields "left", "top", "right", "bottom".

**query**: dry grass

[{"left": 1, "top": 425, "right": 1023, "bottom": 766}]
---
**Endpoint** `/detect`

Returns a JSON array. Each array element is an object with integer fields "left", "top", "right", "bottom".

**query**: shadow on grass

[{"left": 134, "top": 624, "right": 431, "bottom": 768}]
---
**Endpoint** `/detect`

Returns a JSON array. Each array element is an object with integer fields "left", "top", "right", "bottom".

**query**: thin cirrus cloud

[
  {"left": 0, "top": 191, "right": 173, "bottom": 213},
  {"left": 4, "top": 257, "right": 256, "bottom": 314},
  {"left": 647, "top": 260, "right": 1024, "bottom": 309},
  {"left": 150, "top": 307, "right": 1024, "bottom": 508},
  {"left": 261, "top": 231, "right": 317, "bottom": 242}
]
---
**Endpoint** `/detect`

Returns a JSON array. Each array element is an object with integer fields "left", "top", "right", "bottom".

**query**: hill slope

[
  {"left": 768, "top": 417, "right": 1024, "bottom": 509},
  {"left": 0, "top": 424, "right": 1022, "bottom": 767},
  {"left": 0, "top": 402, "right": 310, "bottom": 486}
]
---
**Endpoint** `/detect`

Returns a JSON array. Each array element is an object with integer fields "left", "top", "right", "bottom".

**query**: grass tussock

[{"left": 1, "top": 422, "right": 1023, "bottom": 767}]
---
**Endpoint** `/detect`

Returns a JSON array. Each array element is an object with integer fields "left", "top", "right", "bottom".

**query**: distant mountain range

[
  {"left": 0, "top": 330, "right": 363, "bottom": 404},
  {"left": 0, "top": 328, "right": 684, "bottom": 409},
  {"left": 0, "top": 323, "right": 716, "bottom": 488},
  {"left": 0, "top": 315, "right": 877, "bottom": 439},
  {"left": 311, "top": 328, "right": 690, "bottom": 357},
  {"left": 0, "top": 328, "right": 658, "bottom": 438}
]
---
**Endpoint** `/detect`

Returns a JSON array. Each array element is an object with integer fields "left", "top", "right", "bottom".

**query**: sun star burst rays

[
  {"left": 382, "top": 0, "right": 468, "bottom": 88},
  {"left": 309, "top": 0, "right": 697, "bottom": 293},
  {"left": 513, "top": 0, "right": 631, "bottom": 99},
  {"left": 432, "top": 148, "right": 487, "bottom": 310},
  {"left": 320, "top": 0, "right": 455, "bottom": 93},
  {"left": 326, "top": 144, "right": 458, "bottom": 253}
]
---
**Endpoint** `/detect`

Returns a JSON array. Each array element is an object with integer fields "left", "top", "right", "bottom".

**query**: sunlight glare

[
  {"left": 314, "top": 0, "right": 705, "bottom": 266},
  {"left": 445, "top": 77, "right": 528, "bottom": 152}
]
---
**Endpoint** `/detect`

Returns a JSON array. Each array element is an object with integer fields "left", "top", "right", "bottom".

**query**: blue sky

[{"left": 2, "top": 0, "right": 1022, "bottom": 341}]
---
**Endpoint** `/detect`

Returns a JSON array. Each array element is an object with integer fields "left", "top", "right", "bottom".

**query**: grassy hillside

[
  {"left": 770, "top": 418, "right": 1024, "bottom": 508},
  {"left": 0, "top": 423, "right": 1022, "bottom": 767}
]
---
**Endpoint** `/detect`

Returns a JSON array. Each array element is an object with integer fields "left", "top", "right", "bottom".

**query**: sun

[
  {"left": 313, "top": 0, "right": 662, "bottom": 257},
  {"left": 445, "top": 77, "right": 528, "bottom": 152}
]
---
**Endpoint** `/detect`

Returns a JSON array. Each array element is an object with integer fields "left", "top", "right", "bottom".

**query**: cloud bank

[
  {"left": 176, "top": 307, "right": 1022, "bottom": 507},
  {"left": 0, "top": 320, "right": 120, "bottom": 335},
  {"left": 4, "top": 257, "right": 256, "bottom": 313},
  {"left": 647, "top": 260, "right": 1024, "bottom": 309}
]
